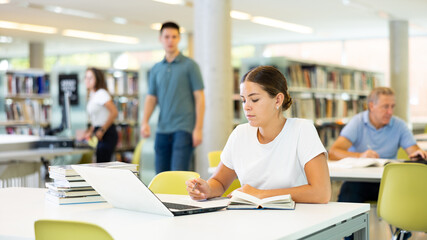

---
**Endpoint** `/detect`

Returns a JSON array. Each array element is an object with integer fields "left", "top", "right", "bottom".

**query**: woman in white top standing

[
  {"left": 84, "top": 67, "right": 118, "bottom": 163},
  {"left": 186, "top": 66, "right": 331, "bottom": 203}
]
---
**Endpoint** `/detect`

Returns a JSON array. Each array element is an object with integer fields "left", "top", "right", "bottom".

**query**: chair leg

[
  {"left": 392, "top": 228, "right": 401, "bottom": 240},
  {"left": 388, "top": 224, "right": 394, "bottom": 237},
  {"left": 399, "top": 230, "right": 408, "bottom": 240},
  {"left": 399, "top": 232, "right": 404, "bottom": 240}
]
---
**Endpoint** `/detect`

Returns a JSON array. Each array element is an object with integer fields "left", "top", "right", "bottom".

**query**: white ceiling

[{"left": 0, "top": 0, "right": 427, "bottom": 58}]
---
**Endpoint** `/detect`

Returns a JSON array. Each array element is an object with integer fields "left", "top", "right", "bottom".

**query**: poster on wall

[{"left": 59, "top": 73, "right": 79, "bottom": 106}]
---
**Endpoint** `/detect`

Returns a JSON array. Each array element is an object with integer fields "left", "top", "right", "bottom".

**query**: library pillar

[
  {"left": 29, "top": 42, "right": 44, "bottom": 69},
  {"left": 187, "top": 32, "right": 194, "bottom": 58},
  {"left": 389, "top": 20, "right": 409, "bottom": 123},
  {"left": 193, "top": 0, "right": 232, "bottom": 178}
]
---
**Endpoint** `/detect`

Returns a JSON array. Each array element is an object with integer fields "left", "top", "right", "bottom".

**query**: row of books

[
  {"left": 45, "top": 161, "right": 138, "bottom": 205},
  {"left": 7, "top": 73, "right": 50, "bottom": 95},
  {"left": 5, "top": 126, "right": 40, "bottom": 135},
  {"left": 114, "top": 97, "right": 139, "bottom": 123},
  {"left": 4, "top": 100, "right": 51, "bottom": 125},
  {"left": 106, "top": 71, "right": 138, "bottom": 95},
  {"left": 116, "top": 125, "right": 139, "bottom": 151},
  {"left": 286, "top": 64, "right": 378, "bottom": 91},
  {"left": 285, "top": 94, "right": 367, "bottom": 121}
]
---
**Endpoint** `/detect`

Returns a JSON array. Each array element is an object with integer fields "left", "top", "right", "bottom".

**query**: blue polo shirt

[
  {"left": 148, "top": 52, "right": 204, "bottom": 134},
  {"left": 340, "top": 110, "right": 416, "bottom": 159}
]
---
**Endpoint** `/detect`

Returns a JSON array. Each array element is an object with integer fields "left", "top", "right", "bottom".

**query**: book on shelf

[
  {"left": 227, "top": 191, "right": 295, "bottom": 210},
  {"left": 45, "top": 193, "right": 105, "bottom": 205},
  {"left": 48, "top": 161, "right": 138, "bottom": 176},
  {"left": 328, "top": 157, "right": 396, "bottom": 169}
]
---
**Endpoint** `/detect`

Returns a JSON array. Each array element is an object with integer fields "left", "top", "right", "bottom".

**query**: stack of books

[{"left": 45, "top": 161, "right": 138, "bottom": 205}]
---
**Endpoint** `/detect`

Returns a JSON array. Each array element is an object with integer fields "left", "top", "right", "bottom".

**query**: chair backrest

[
  {"left": 34, "top": 219, "right": 114, "bottom": 240},
  {"left": 132, "top": 139, "right": 145, "bottom": 165},
  {"left": 148, "top": 171, "right": 200, "bottom": 195},
  {"left": 207, "top": 150, "right": 241, "bottom": 197},
  {"left": 208, "top": 151, "right": 222, "bottom": 168},
  {"left": 223, "top": 178, "right": 241, "bottom": 197},
  {"left": 396, "top": 147, "right": 408, "bottom": 160},
  {"left": 377, "top": 163, "right": 427, "bottom": 232}
]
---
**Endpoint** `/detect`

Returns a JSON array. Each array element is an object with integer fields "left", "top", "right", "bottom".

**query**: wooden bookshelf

[{"left": 237, "top": 57, "right": 384, "bottom": 149}]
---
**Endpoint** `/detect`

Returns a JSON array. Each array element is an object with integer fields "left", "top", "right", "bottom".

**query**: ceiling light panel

[
  {"left": 251, "top": 17, "right": 313, "bottom": 34},
  {"left": 230, "top": 10, "right": 251, "bottom": 20},
  {"left": 62, "top": 29, "right": 139, "bottom": 44},
  {"left": 0, "top": 20, "right": 57, "bottom": 34}
]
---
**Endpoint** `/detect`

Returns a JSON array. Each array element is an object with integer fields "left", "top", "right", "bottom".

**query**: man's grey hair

[{"left": 368, "top": 87, "right": 395, "bottom": 105}]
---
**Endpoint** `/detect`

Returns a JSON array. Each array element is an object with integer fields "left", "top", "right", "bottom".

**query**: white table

[
  {"left": 0, "top": 188, "right": 370, "bottom": 240},
  {"left": 329, "top": 166, "right": 383, "bottom": 182},
  {"left": 0, "top": 148, "right": 92, "bottom": 162}
]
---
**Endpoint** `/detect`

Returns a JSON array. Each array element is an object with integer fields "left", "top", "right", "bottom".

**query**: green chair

[
  {"left": 79, "top": 136, "right": 98, "bottom": 164},
  {"left": 208, "top": 150, "right": 241, "bottom": 197},
  {"left": 148, "top": 171, "right": 200, "bottom": 195},
  {"left": 208, "top": 151, "right": 222, "bottom": 168},
  {"left": 34, "top": 219, "right": 114, "bottom": 240},
  {"left": 377, "top": 163, "right": 427, "bottom": 239},
  {"left": 131, "top": 139, "right": 145, "bottom": 166},
  {"left": 396, "top": 147, "right": 409, "bottom": 160}
]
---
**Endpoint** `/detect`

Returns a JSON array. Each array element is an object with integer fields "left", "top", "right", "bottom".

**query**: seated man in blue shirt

[{"left": 329, "top": 87, "right": 426, "bottom": 239}]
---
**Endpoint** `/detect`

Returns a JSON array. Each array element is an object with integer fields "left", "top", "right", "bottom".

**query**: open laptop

[{"left": 72, "top": 165, "right": 228, "bottom": 216}]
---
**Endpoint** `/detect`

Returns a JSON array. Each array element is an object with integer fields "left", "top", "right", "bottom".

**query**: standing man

[
  {"left": 329, "top": 87, "right": 426, "bottom": 240},
  {"left": 141, "top": 22, "right": 205, "bottom": 173}
]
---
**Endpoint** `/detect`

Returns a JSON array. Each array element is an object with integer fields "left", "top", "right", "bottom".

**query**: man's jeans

[{"left": 154, "top": 131, "right": 194, "bottom": 173}]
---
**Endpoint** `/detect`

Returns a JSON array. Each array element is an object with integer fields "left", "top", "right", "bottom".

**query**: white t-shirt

[
  {"left": 221, "top": 118, "right": 327, "bottom": 190},
  {"left": 87, "top": 89, "right": 112, "bottom": 127}
]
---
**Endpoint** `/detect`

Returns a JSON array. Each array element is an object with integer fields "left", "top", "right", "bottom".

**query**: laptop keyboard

[{"left": 163, "top": 202, "right": 199, "bottom": 210}]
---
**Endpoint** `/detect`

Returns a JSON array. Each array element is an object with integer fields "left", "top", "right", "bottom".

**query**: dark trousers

[
  {"left": 94, "top": 124, "right": 118, "bottom": 163},
  {"left": 338, "top": 182, "right": 380, "bottom": 203},
  {"left": 339, "top": 182, "right": 380, "bottom": 240},
  {"left": 154, "top": 131, "right": 194, "bottom": 174}
]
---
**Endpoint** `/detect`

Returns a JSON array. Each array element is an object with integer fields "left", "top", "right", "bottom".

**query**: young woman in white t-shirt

[
  {"left": 186, "top": 66, "right": 331, "bottom": 203},
  {"left": 83, "top": 68, "right": 118, "bottom": 163}
]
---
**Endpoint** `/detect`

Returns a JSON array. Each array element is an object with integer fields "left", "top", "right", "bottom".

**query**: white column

[
  {"left": 389, "top": 20, "right": 409, "bottom": 123},
  {"left": 187, "top": 32, "right": 194, "bottom": 58},
  {"left": 29, "top": 42, "right": 44, "bottom": 69},
  {"left": 193, "top": 0, "right": 232, "bottom": 178}
]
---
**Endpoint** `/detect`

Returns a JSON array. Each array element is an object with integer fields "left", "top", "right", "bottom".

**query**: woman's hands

[
  {"left": 95, "top": 128, "right": 105, "bottom": 140},
  {"left": 186, "top": 178, "right": 211, "bottom": 200}
]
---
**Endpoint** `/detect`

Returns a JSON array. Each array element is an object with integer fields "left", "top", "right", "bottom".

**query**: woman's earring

[{"left": 276, "top": 106, "right": 279, "bottom": 110}]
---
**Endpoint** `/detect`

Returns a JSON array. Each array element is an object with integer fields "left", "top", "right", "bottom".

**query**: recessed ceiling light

[
  {"left": 251, "top": 16, "right": 313, "bottom": 34},
  {"left": 0, "top": 20, "right": 57, "bottom": 34},
  {"left": 62, "top": 29, "right": 139, "bottom": 44},
  {"left": 0, "top": 36, "right": 13, "bottom": 43},
  {"left": 112, "top": 17, "right": 128, "bottom": 25},
  {"left": 150, "top": 23, "right": 162, "bottom": 31},
  {"left": 44, "top": 5, "right": 102, "bottom": 19}
]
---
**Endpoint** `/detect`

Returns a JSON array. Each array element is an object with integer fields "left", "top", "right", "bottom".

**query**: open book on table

[
  {"left": 227, "top": 191, "right": 295, "bottom": 210},
  {"left": 328, "top": 157, "right": 397, "bottom": 169}
]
